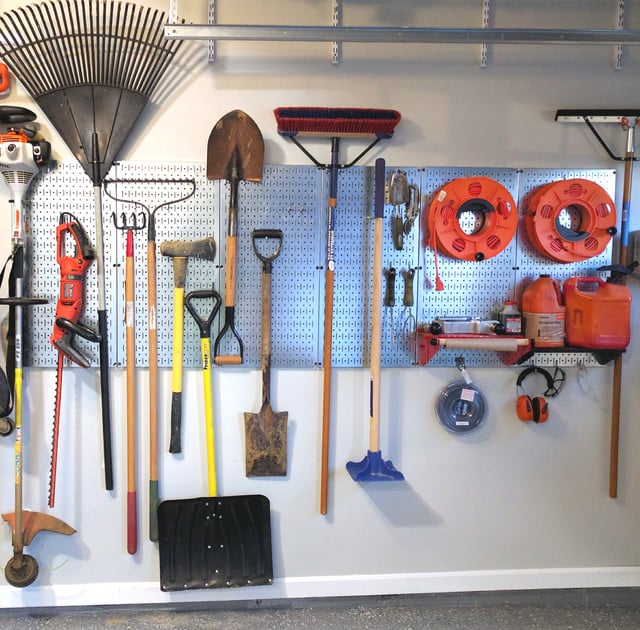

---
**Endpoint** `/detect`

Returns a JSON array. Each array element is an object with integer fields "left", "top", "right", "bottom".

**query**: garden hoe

[
  {"left": 346, "top": 158, "right": 404, "bottom": 482},
  {"left": 555, "top": 109, "right": 640, "bottom": 498},
  {"left": 245, "top": 229, "right": 288, "bottom": 477}
]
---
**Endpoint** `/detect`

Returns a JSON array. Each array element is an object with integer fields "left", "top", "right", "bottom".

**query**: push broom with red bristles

[{"left": 274, "top": 107, "right": 402, "bottom": 511}]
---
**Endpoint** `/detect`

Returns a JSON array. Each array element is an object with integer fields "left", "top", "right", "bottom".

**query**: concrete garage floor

[{"left": 2, "top": 589, "right": 640, "bottom": 629}]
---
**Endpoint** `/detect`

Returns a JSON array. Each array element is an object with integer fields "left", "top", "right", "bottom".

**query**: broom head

[{"left": 274, "top": 107, "right": 401, "bottom": 138}]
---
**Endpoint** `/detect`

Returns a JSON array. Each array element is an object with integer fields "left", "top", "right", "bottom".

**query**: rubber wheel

[
  {"left": 0, "top": 417, "right": 14, "bottom": 437},
  {"left": 5, "top": 553, "right": 38, "bottom": 588}
]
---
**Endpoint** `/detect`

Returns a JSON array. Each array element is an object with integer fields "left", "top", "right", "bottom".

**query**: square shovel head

[
  {"left": 244, "top": 406, "right": 288, "bottom": 477},
  {"left": 157, "top": 495, "right": 273, "bottom": 591}
]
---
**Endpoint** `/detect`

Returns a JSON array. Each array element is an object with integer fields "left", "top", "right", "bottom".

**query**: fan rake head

[{"left": 0, "top": 0, "right": 183, "bottom": 184}]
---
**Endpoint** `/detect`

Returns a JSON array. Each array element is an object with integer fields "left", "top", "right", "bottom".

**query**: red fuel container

[{"left": 564, "top": 277, "right": 631, "bottom": 349}]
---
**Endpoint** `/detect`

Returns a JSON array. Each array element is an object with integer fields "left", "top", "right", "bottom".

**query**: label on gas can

[{"left": 523, "top": 311, "right": 565, "bottom": 346}]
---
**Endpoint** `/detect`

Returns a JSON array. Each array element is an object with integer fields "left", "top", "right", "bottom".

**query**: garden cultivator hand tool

[
  {"left": 185, "top": 288, "right": 222, "bottom": 494},
  {"left": 103, "top": 178, "right": 196, "bottom": 541},
  {"left": 274, "top": 107, "right": 401, "bottom": 513},
  {"left": 49, "top": 213, "right": 101, "bottom": 509},
  {"left": 245, "top": 229, "right": 288, "bottom": 477},
  {"left": 160, "top": 237, "right": 217, "bottom": 454},
  {"left": 556, "top": 109, "right": 639, "bottom": 498},
  {"left": 0, "top": 0, "right": 186, "bottom": 493},
  {"left": 347, "top": 158, "right": 404, "bottom": 482},
  {"left": 0, "top": 106, "right": 75, "bottom": 588},
  {"left": 207, "top": 110, "right": 265, "bottom": 366},
  {"left": 110, "top": 209, "right": 146, "bottom": 554}
]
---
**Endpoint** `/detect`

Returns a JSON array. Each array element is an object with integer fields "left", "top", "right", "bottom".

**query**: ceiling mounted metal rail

[{"left": 164, "top": 24, "right": 640, "bottom": 46}]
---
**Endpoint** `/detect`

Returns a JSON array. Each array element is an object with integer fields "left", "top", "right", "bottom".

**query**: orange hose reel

[
  {"left": 525, "top": 178, "right": 617, "bottom": 263},
  {"left": 426, "top": 177, "right": 518, "bottom": 261}
]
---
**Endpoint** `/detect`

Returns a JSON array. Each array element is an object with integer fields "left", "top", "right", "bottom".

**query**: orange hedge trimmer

[{"left": 49, "top": 213, "right": 101, "bottom": 508}]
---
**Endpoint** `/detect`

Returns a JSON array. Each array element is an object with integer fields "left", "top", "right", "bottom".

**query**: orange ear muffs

[
  {"left": 515, "top": 366, "right": 559, "bottom": 424},
  {"left": 516, "top": 395, "right": 534, "bottom": 421}
]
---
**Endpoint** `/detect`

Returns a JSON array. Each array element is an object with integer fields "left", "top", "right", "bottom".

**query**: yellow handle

[{"left": 201, "top": 337, "right": 217, "bottom": 496}]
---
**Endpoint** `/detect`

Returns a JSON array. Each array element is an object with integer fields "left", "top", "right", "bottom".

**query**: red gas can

[{"left": 563, "top": 277, "right": 631, "bottom": 349}]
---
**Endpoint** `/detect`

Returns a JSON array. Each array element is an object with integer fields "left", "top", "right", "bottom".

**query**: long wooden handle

[
  {"left": 610, "top": 128, "right": 634, "bottom": 498},
  {"left": 224, "top": 234, "right": 237, "bottom": 308},
  {"left": 147, "top": 240, "right": 159, "bottom": 542},
  {"left": 125, "top": 231, "right": 137, "bottom": 555},
  {"left": 320, "top": 267, "right": 335, "bottom": 516}
]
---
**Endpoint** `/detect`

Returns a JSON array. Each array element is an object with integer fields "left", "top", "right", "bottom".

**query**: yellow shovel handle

[{"left": 201, "top": 337, "right": 217, "bottom": 495}]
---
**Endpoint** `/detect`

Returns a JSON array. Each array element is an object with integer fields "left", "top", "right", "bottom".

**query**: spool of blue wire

[{"left": 435, "top": 379, "right": 487, "bottom": 434}]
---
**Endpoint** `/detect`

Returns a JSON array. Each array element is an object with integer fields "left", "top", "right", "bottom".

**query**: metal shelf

[{"left": 164, "top": 24, "right": 640, "bottom": 46}]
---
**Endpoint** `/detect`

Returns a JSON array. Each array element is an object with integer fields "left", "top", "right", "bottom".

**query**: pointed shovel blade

[
  {"left": 207, "top": 110, "right": 264, "bottom": 183},
  {"left": 244, "top": 405, "right": 288, "bottom": 477}
]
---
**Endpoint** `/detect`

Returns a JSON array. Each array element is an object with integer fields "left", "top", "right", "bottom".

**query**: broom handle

[
  {"left": 320, "top": 137, "right": 340, "bottom": 516},
  {"left": 369, "top": 158, "right": 385, "bottom": 453},
  {"left": 609, "top": 122, "right": 634, "bottom": 498}
]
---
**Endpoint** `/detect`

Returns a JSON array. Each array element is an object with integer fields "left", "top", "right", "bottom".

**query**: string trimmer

[{"left": 0, "top": 105, "right": 75, "bottom": 588}]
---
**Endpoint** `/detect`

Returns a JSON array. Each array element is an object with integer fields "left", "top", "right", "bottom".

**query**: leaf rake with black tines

[{"left": 0, "top": 0, "right": 184, "bottom": 499}]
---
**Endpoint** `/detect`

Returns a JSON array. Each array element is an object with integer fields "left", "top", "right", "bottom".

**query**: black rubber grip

[
  {"left": 169, "top": 392, "right": 182, "bottom": 454},
  {"left": 98, "top": 310, "right": 114, "bottom": 491}
]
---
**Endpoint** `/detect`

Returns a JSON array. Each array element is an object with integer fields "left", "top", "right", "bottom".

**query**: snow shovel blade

[
  {"left": 244, "top": 405, "right": 288, "bottom": 477},
  {"left": 157, "top": 495, "right": 273, "bottom": 591},
  {"left": 206, "top": 109, "right": 264, "bottom": 183}
]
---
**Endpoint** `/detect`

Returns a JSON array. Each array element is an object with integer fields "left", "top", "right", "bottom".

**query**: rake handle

[{"left": 125, "top": 230, "right": 137, "bottom": 555}]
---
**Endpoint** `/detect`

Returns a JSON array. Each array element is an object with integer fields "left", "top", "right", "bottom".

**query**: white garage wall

[{"left": 1, "top": 0, "right": 640, "bottom": 607}]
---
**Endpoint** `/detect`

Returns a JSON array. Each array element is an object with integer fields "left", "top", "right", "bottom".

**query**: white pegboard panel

[
  {"left": 231, "top": 165, "right": 322, "bottom": 368},
  {"left": 101, "top": 161, "right": 218, "bottom": 369},
  {"left": 19, "top": 162, "right": 619, "bottom": 371},
  {"left": 416, "top": 168, "right": 520, "bottom": 367},
  {"left": 24, "top": 161, "right": 117, "bottom": 369}
]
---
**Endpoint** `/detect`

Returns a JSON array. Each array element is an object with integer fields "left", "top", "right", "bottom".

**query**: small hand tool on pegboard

[{"left": 49, "top": 213, "right": 101, "bottom": 509}]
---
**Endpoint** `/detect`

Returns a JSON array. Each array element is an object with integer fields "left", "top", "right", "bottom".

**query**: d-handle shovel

[
  {"left": 185, "top": 288, "right": 222, "bottom": 495},
  {"left": 244, "top": 229, "right": 288, "bottom": 477}
]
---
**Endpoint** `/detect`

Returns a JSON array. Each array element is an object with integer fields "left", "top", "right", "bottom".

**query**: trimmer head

[{"left": 346, "top": 450, "right": 405, "bottom": 482}]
